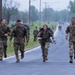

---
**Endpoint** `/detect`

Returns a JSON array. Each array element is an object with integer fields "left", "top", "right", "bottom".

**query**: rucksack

[{"left": 39, "top": 27, "right": 54, "bottom": 36}]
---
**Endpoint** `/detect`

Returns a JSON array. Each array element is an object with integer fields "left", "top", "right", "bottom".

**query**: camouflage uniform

[
  {"left": 0, "top": 24, "right": 10, "bottom": 59},
  {"left": 38, "top": 28, "right": 53, "bottom": 62},
  {"left": 66, "top": 25, "right": 75, "bottom": 63},
  {"left": 33, "top": 29, "right": 38, "bottom": 41},
  {"left": 11, "top": 25, "right": 28, "bottom": 62}
]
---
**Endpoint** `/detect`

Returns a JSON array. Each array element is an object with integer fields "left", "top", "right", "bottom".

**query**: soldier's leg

[
  {"left": 44, "top": 42, "right": 50, "bottom": 60},
  {"left": 3, "top": 40, "right": 7, "bottom": 58},
  {"left": 33, "top": 36, "right": 35, "bottom": 42},
  {"left": 14, "top": 43, "right": 19, "bottom": 63},
  {"left": 73, "top": 43, "right": 75, "bottom": 59},
  {"left": 41, "top": 44, "right": 45, "bottom": 62},
  {"left": 19, "top": 44, "right": 25, "bottom": 59},
  {"left": 0, "top": 41, "right": 3, "bottom": 60},
  {"left": 69, "top": 43, "right": 74, "bottom": 63},
  {"left": 35, "top": 36, "right": 37, "bottom": 41}
]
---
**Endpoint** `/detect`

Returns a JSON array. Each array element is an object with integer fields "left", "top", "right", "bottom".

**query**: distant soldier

[
  {"left": 58, "top": 25, "right": 62, "bottom": 31},
  {"left": 0, "top": 19, "right": 10, "bottom": 60},
  {"left": 33, "top": 27, "right": 39, "bottom": 41},
  {"left": 10, "top": 20, "right": 28, "bottom": 63},
  {"left": 38, "top": 24, "right": 56, "bottom": 62},
  {"left": 66, "top": 17, "right": 75, "bottom": 63}
]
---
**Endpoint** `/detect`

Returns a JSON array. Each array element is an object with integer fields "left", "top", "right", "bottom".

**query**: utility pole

[
  {"left": 29, "top": 0, "right": 31, "bottom": 26},
  {"left": 0, "top": 0, "right": 2, "bottom": 21},
  {"left": 44, "top": 2, "right": 48, "bottom": 23},
  {"left": 39, "top": 0, "right": 41, "bottom": 26}
]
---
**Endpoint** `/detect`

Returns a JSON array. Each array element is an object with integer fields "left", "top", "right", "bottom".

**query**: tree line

[{"left": 2, "top": 0, "right": 75, "bottom": 25}]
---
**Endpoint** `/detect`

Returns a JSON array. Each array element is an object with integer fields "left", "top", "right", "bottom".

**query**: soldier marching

[
  {"left": 0, "top": 19, "right": 10, "bottom": 60},
  {"left": 66, "top": 17, "right": 75, "bottom": 63}
]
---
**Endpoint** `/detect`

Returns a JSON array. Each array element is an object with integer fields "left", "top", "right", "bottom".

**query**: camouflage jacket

[
  {"left": 38, "top": 28, "right": 53, "bottom": 43},
  {"left": 11, "top": 25, "right": 28, "bottom": 43},
  {"left": 66, "top": 25, "right": 75, "bottom": 42},
  {"left": 0, "top": 24, "right": 10, "bottom": 40}
]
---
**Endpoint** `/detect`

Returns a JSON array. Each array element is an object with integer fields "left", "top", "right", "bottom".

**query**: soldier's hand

[
  {"left": 37, "top": 37, "right": 42, "bottom": 40},
  {"left": 53, "top": 40, "right": 56, "bottom": 44},
  {"left": 4, "top": 34, "right": 8, "bottom": 36},
  {"left": 26, "top": 41, "right": 28, "bottom": 46},
  {"left": 9, "top": 43, "right": 12, "bottom": 47},
  {"left": 66, "top": 35, "right": 68, "bottom": 40}
]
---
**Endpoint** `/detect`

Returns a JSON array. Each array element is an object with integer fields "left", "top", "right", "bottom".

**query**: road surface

[{"left": 0, "top": 24, "right": 75, "bottom": 75}]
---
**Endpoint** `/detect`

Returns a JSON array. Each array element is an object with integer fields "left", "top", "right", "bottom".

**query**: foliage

[{"left": 2, "top": 0, "right": 19, "bottom": 24}]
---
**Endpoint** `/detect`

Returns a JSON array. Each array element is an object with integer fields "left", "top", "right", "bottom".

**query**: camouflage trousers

[
  {"left": 34, "top": 35, "right": 37, "bottom": 41},
  {"left": 3, "top": 40, "right": 7, "bottom": 57},
  {"left": 0, "top": 40, "right": 7, "bottom": 58},
  {"left": 41, "top": 42, "right": 50, "bottom": 58},
  {"left": 0, "top": 41, "right": 3, "bottom": 59},
  {"left": 14, "top": 38, "right": 25, "bottom": 60},
  {"left": 69, "top": 41, "right": 75, "bottom": 57}
]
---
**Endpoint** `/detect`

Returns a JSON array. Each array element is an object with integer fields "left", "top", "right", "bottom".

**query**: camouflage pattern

[
  {"left": 38, "top": 28, "right": 53, "bottom": 62},
  {"left": 66, "top": 25, "right": 75, "bottom": 61},
  {"left": 33, "top": 29, "right": 38, "bottom": 41},
  {"left": 0, "top": 40, "right": 3, "bottom": 59},
  {"left": 14, "top": 38, "right": 25, "bottom": 60},
  {"left": 41, "top": 42, "right": 50, "bottom": 59},
  {"left": 0, "top": 24, "right": 10, "bottom": 59},
  {"left": 11, "top": 25, "right": 28, "bottom": 61}
]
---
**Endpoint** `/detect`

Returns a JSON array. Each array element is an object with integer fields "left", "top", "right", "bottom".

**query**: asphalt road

[{"left": 1, "top": 24, "right": 75, "bottom": 75}]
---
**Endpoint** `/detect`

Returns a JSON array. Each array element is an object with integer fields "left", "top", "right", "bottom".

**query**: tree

[
  {"left": 42, "top": 8, "right": 54, "bottom": 23},
  {"left": 0, "top": 0, "right": 2, "bottom": 20},
  {"left": 68, "top": 0, "right": 75, "bottom": 17},
  {"left": 2, "top": 0, "right": 19, "bottom": 24},
  {"left": 30, "top": 5, "right": 38, "bottom": 23},
  {"left": 20, "top": 11, "right": 28, "bottom": 23}
]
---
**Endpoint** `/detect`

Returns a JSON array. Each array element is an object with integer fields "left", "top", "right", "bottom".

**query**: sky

[{"left": 13, "top": 0, "right": 72, "bottom": 11}]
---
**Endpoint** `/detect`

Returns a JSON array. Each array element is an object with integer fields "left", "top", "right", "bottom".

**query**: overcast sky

[{"left": 14, "top": 0, "right": 72, "bottom": 11}]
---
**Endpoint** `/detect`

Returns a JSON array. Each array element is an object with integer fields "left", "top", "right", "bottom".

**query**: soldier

[
  {"left": 0, "top": 19, "right": 10, "bottom": 60},
  {"left": 10, "top": 20, "right": 28, "bottom": 63},
  {"left": 38, "top": 24, "right": 56, "bottom": 62},
  {"left": 66, "top": 17, "right": 75, "bottom": 63},
  {"left": 33, "top": 27, "right": 39, "bottom": 41}
]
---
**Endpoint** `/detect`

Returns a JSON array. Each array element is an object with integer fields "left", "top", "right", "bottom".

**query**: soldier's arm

[
  {"left": 10, "top": 29, "right": 14, "bottom": 42},
  {"left": 24, "top": 28, "right": 29, "bottom": 43},
  {"left": 7, "top": 26, "right": 11, "bottom": 36},
  {"left": 9, "top": 29, "right": 14, "bottom": 46},
  {"left": 37, "top": 31, "right": 42, "bottom": 44},
  {"left": 66, "top": 26, "right": 70, "bottom": 40},
  {"left": 48, "top": 30, "right": 56, "bottom": 44}
]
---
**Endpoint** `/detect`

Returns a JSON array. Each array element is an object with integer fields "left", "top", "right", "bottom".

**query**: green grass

[{"left": 7, "top": 22, "right": 57, "bottom": 56}]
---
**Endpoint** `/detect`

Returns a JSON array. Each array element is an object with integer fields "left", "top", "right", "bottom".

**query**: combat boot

[
  {"left": 16, "top": 59, "right": 20, "bottom": 63},
  {"left": 43, "top": 57, "right": 46, "bottom": 62},
  {"left": 74, "top": 52, "right": 75, "bottom": 59},
  {"left": 0, "top": 56, "right": 3, "bottom": 61},
  {"left": 69, "top": 56, "right": 73, "bottom": 63},
  {"left": 4, "top": 55, "right": 7, "bottom": 58},
  {"left": 21, "top": 53, "right": 24, "bottom": 59},
  {"left": 45, "top": 56, "right": 48, "bottom": 61}
]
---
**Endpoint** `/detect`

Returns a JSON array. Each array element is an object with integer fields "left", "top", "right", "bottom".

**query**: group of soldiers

[
  {"left": 0, "top": 17, "right": 75, "bottom": 63},
  {"left": 0, "top": 19, "right": 55, "bottom": 63},
  {"left": 0, "top": 19, "right": 28, "bottom": 63}
]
